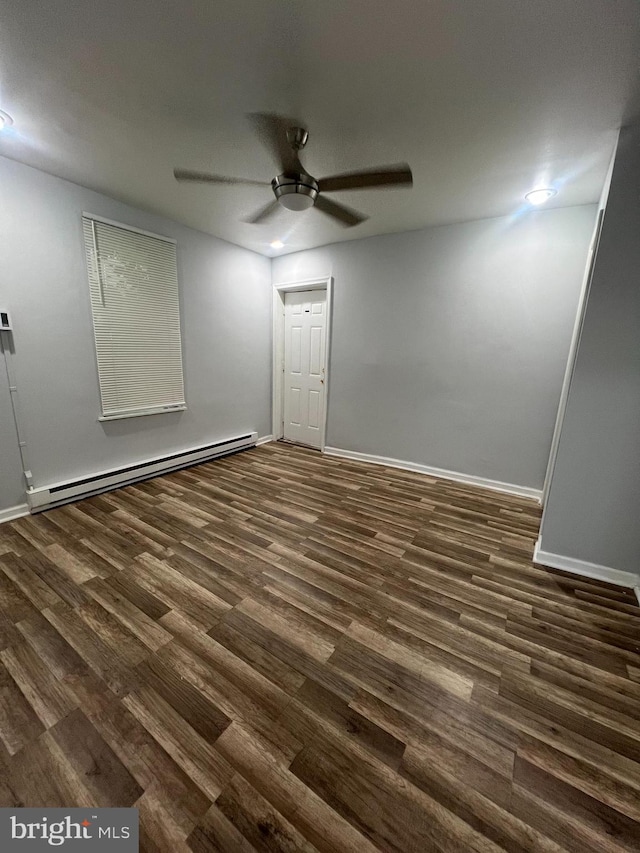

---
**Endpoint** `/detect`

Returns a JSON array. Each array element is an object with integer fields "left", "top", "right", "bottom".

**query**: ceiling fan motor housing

[{"left": 272, "top": 173, "right": 319, "bottom": 210}]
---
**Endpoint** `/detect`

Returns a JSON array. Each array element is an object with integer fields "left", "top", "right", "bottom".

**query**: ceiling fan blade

[
  {"left": 318, "top": 164, "right": 413, "bottom": 193},
  {"left": 174, "top": 168, "right": 269, "bottom": 186},
  {"left": 247, "top": 113, "right": 303, "bottom": 174},
  {"left": 243, "top": 200, "right": 281, "bottom": 225},
  {"left": 314, "top": 195, "right": 368, "bottom": 227}
]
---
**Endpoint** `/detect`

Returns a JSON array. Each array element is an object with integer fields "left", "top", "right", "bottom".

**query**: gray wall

[
  {"left": 273, "top": 206, "right": 597, "bottom": 491},
  {"left": 0, "top": 156, "right": 271, "bottom": 510},
  {"left": 539, "top": 125, "right": 640, "bottom": 573}
]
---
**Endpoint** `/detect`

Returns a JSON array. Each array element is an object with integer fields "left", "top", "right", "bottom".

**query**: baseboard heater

[{"left": 26, "top": 431, "right": 258, "bottom": 512}]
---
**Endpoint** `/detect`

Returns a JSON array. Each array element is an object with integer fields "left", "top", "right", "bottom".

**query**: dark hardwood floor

[{"left": 0, "top": 441, "right": 639, "bottom": 852}]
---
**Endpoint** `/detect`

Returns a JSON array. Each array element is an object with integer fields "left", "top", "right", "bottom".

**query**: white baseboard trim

[
  {"left": 0, "top": 503, "right": 29, "bottom": 525},
  {"left": 256, "top": 434, "right": 274, "bottom": 446},
  {"left": 533, "top": 538, "right": 640, "bottom": 594},
  {"left": 323, "top": 446, "right": 541, "bottom": 501}
]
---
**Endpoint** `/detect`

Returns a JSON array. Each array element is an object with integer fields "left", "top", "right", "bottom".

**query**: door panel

[
  {"left": 309, "top": 326, "right": 322, "bottom": 376},
  {"left": 308, "top": 389, "right": 320, "bottom": 429},
  {"left": 283, "top": 289, "right": 327, "bottom": 449},
  {"left": 290, "top": 386, "right": 302, "bottom": 425},
  {"left": 290, "top": 326, "right": 302, "bottom": 374}
]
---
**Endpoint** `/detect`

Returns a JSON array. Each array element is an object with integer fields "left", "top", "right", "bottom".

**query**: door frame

[{"left": 272, "top": 276, "right": 333, "bottom": 450}]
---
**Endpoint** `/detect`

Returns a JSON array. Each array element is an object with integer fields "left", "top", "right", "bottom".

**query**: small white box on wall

[{"left": 0, "top": 310, "right": 12, "bottom": 331}]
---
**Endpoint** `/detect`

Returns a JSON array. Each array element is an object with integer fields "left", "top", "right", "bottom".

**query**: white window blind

[{"left": 83, "top": 215, "right": 186, "bottom": 420}]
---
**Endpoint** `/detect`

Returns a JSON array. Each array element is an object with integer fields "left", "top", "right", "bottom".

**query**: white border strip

[
  {"left": 256, "top": 434, "right": 273, "bottom": 446},
  {"left": 323, "top": 446, "right": 541, "bottom": 501},
  {"left": 533, "top": 538, "right": 640, "bottom": 594},
  {"left": 0, "top": 503, "right": 29, "bottom": 524}
]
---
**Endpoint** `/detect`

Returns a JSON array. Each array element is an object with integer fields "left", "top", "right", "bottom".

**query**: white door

[{"left": 283, "top": 290, "right": 327, "bottom": 449}]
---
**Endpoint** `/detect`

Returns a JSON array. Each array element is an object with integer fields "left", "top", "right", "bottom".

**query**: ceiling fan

[{"left": 173, "top": 114, "right": 413, "bottom": 227}]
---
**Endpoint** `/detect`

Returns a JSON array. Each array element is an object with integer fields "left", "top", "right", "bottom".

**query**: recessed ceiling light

[
  {"left": 270, "top": 240, "right": 284, "bottom": 249},
  {"left": 0, "top": 110, "right": 14, "bottom": 130},
  {"left": 525, "top": 188, "right": 557, "bottom": 205}
]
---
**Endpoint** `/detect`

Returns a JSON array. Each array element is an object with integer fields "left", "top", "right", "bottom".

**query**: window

[{"left": 82, "top": 214, "right": 186, "bottom": 420}]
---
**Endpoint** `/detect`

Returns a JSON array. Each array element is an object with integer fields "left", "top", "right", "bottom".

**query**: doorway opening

[{"left": 272, "top": 277, "right": 332, "bottom": 451}]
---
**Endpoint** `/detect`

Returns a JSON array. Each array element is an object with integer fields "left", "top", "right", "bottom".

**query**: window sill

[{"left": 98, "top": 405, "right": 187, "bottom": 422}]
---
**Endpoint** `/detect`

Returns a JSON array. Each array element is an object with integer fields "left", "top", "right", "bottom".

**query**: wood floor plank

[
  {"left": 0, "top": 569, "right": 42, "bottom": 625},
  {"left": 0, "top": 641, "right": 78, "bottom": 728},
  {"left": 133, "top": 554, "right": 232, "bottom": 629},
  {"left": 0, "top": 552, "right": 62, "bottom": 610},
  {"left": 5, "top": 730, "right": 96, "bottom": 808},
  {"left": 400, "top": 739, "right": 564, "bottom": 853},
  {"left": 49, "top": 708, "right": 144, "bottom": 807},
  {"left": 43, "top": 603, "right": 139, "bottom": 697},
  {"left": 136, "top": 786, "right": 195, "bottom": 853},
  {"left": 289, "top": 730, "right": 505, "bottom": 853},
  {"left": 187, "top": 803, "right": 260, "bottom": 853},
  {"left": 511, "top": 755, "right": 640, "bottom": 852},
  {"left": 214, "top": 720, "right": 380, "bottom": 853},
  {"left": 215, "top": 770, "right": 320, "bottom": 853},
  {"left": 0, "top": 659, "right": 45, "bottom": 754},
  {"left": 294, "top": 678, "right": 406, "bottom": 771},
  {"left": 0, "top": 441, "right": 637, "bottom": 852},
  {"left": 516, "top": 735, "right": 640, "bottom": 822},
  {"left": 123, "top": 685, "right": 235, "bottom": 802},
  {"left": 77, "top": 689, "right": 212, "bottom": 829},
  {"left": 0, "top": 610, "right": 22, "bottom": 652},
  {"left": 84, "top": 576, "right": 173, "bottom": 651},
  {"left": 137, "top": 655, "right": 232, "bottom": 742}
]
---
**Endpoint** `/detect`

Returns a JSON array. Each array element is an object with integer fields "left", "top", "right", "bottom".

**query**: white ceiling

[{"left": 1, "top": 1, "right": 639, "bottom": 256}]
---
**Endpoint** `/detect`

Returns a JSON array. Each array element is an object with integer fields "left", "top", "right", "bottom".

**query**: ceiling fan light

[
  {"left": 278, "top": 193, "right": 315, "bottom": 211},
  {"left": 272, "top": 174, "right": 318, "bottom": 211},
  {"left": 525, "top": 188, "right": 557, "bottom": 205}
]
